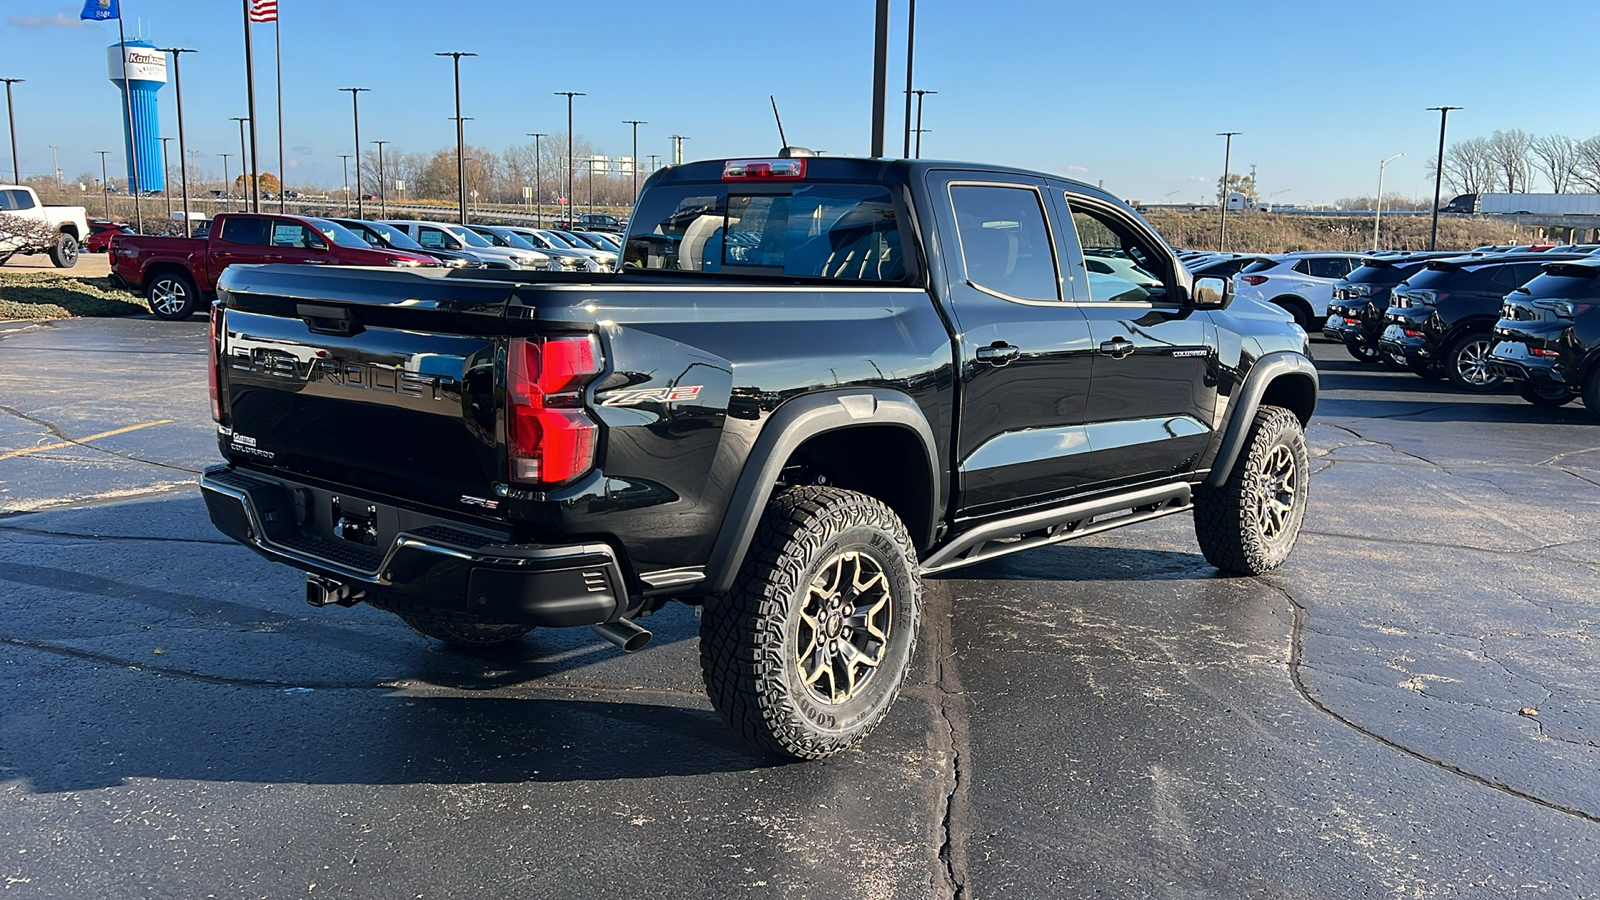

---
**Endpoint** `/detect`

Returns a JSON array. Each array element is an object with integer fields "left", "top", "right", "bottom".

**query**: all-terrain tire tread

[{"left": 1193, "top": 405, "right": 1308, "bottom": 575}]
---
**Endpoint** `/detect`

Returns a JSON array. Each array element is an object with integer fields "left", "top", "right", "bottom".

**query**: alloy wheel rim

[
  {"left": 152, "top": 280, "right": 186, "bottom": 315},
  {"left": 1256, "top": 445, "right": 1298, "bottom": 543},
  {"left": 795, "top": 549, "right": 893, "bottom": 705},
  {"left": 1457, "top": 339, "right": 1497, "bottom": 385}
]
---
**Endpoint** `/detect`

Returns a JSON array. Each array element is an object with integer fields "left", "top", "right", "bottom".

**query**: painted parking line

[{"left": 0, "top": 419, "right": 174, "bottom": 462}]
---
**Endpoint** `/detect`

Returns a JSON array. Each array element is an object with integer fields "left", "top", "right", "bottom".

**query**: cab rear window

[{"left": 622, "top": 183, "right": 907, "bottom": 282}]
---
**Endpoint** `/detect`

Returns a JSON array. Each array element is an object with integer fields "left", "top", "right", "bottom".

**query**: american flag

[{"left": 248, "top": 0, "right": 277, "bottom": 22}]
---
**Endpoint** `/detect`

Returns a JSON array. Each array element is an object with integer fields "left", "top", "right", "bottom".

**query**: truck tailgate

[{"left": 217, "top": 265, "right": 512, "bottom": 514}]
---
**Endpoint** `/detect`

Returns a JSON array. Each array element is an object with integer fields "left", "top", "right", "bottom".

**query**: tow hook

[
  {"left": 305, "top": 574, "right": 365, "bottom": 608},
  {"left": 590, "top": 618, "right": 652, "bottom": 652}
]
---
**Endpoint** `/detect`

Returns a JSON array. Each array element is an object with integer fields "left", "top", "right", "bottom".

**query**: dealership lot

[{"left": 2, "top": 318, "right": 1598, "bottom": 897}]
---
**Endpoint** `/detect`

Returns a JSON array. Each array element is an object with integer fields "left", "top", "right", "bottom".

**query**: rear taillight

[
  {"left": 723, "top": 158, "right": 806, "bottom": 181},
  {"left": 1531, "top": 347, "right": 1562, "bottom": 357},
  {"left": 1240, "top": 275, "right": 1268, "bottom": 286},
  {"left": 208, "top": 305, "right": 221, "bottom": 423},
  {"left": 506, "top": 335, "right": 603, "bottom": 486}
]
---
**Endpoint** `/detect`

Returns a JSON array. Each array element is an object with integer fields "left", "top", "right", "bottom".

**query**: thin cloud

[
  {"left": 1065, "top": 165, "right": 1088, "bottom": 175},
  {"left": 7, "top": 13, "right": 90, "bottom": 28},
  {"left": 1187, "top": 175, "right": 1210, "bottom": 183}
]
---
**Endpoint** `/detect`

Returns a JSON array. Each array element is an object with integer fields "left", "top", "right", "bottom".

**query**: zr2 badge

[{"left": 600, "top": 385, "right": 702, "bottom": 407}]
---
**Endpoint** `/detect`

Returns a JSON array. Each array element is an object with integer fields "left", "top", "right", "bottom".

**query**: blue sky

[{"left": 2, "top": 0, "right": 1596, "bottom": 204}]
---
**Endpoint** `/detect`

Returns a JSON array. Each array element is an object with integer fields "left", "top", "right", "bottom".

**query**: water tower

[{"left": 106, "top": 39, "right": 166, "bottom": 192}]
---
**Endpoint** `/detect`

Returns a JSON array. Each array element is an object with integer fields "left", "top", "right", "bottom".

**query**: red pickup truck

[{"left": 110, "top": 213, "right": 439, "bottom": 320}]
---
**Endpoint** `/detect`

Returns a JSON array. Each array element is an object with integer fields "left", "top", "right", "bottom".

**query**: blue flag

[{"left": 80, "top": 0, "right": 120, "bottom": 20}]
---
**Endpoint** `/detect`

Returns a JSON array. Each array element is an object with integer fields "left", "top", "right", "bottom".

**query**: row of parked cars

[{"left": 1174, "top": 246, "right": 1600, "bottom": 419}]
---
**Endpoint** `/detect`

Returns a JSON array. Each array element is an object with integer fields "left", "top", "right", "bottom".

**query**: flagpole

[
  {"left": 241, "top": 0, "right": 260, "bottom": 212},
  {"left": 274, "top": 13, "right": 284, "bottom": 212},
  {"left": 116, "top": 12, "right": 144, "bottom": 233}
]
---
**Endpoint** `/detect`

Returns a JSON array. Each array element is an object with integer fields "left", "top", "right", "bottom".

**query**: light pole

[
  {"left": 622, "top": 120, "right": 646, "bottom": 202},
  {"left": 555, "top": 91, "right": 584, "bottom": 224},
  {"left": 97, "top": 150, "right": 111, "bottom": 218},
  {"left": 230, "top": 117, "right": 249, "bottom": 202},
  {"left": 902, "top": 0, "right": 916, "bottom": 157},
  {"left": 1427, "top": 106, "right": 1461, "bottom": 251},
  {"left": 669, "top": 134, "right": 688, "bottom": 165},
  {"left": 49, "top": 145, "right": 60, "bottom": 192},
  {"left": 1, "top": 78, "right": 21, "bottom": 185},
  {"left": 159, "top": 137, "right": 174, "bottom": 218},
  {"left": 1373, "top": 153, "right": 1404, "bottom": 251},
  {"left": 338, "top": 87, "right": 369, "bottom": 218},
  {"left": 218, "top": 152, "right": 232, "bottom": 208},
  {"left": 648, "top": 154, "right": 659, "bottom": 176},
  {"left": 337, "top": 153, "right": 351, "bottom": 215},
  {"left": 158, "top": 48, "right": 197, "bottom": 235},
  {"left": 912, "top": 90, "right": 936, "bottom": 158},
  {"left": 438, "top": 52, "right": 477, "bottom": 224},
  {"left": 1217, "top": 131, "right": 1241, "bottom": 251},
  {"left": 870, "top": 0, "right": 888, "bottom": 157},
  {"left": 371, "top": 139, "right": 388, "bottom": 219},
  {"left": 1269, "top": 189, "right": 1291, "bottom": 211},
  {"left": 527, "top": 132, "right": 546, "bottom": 226}
]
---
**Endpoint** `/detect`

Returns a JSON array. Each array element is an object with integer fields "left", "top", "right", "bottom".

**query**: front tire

[
  {"left": 1194, "top": 405, "right": 1310, "bottom": 575},
  {"left": 146, "top": 271, "right": 198, "bottom": 321},
  {"left": 1518, "top": 382, "right": 1575, "bottom": 408},
  {"left": 700, "top": 486, "right": 921, "bottom": 759},
  {"left": 48, "top": 233, "right": 79, "bottom": 268},
  {"left": 1445, "top": 332, "right": 1502, "bottom": 392}
]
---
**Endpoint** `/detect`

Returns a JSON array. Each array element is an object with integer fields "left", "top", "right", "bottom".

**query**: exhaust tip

[{"left": 590, "top": 618, "right": 652, "bottom": 652}]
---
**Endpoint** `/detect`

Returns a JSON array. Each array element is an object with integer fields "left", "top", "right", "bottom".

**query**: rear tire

[
  {"left": 1407, "top": 357, "right": 1445, "bottom": 380},
  {"left": 146, "top": 271, "right": 198, "bottom": 321},
  {"left": 1193, "top": 405, "right": 1310, "bottom": 575},
  {"left": 1582, "top": 368, "right": 1600, "bottom": 423},
  {"left": 1517, "top": 382, "right": 1575, "bottom": 408},
  {"left": 1271, "top": 297, "right": 1313, "bottom": 332},
  {"left": 1445, "top": 332, "right": 1502, "bottom": 392},
  {"left": 1345, "top": 341, "right": 1381, "bottom": 363},
  {"left": 700, "top": 486, "right": 921, "bottom": 759},
  {"left": 369, "top": 596, "right": 535, "bottom": 646},
  {"left": 48, "top": 233, "right": 79, "bottom": 268}
]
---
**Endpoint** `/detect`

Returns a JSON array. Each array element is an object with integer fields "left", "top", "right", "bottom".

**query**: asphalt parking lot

[{"left": 2, "top": 316, "right": 1598, "bottom": 898}]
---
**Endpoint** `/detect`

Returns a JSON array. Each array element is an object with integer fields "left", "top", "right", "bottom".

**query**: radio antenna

[{"left": 770, "top": 95, "right": 788, "bottom": 149}]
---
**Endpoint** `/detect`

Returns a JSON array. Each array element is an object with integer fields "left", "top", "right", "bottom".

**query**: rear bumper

[{"left": 200, "top": 465, "right": 630, "bottom": 627}]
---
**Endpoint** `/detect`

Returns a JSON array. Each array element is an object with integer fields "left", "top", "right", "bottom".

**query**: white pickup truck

[{"left": 0, "top": 185, "right": 88, "bottom": 268}]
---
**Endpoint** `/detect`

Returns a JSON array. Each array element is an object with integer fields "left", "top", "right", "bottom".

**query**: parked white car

[
  {"left": 380, "top": 220, "right": 550, "bottom": 270},
  {"left": 0, "top": 185, "right": 88, "bottom": 267},
  {"left": 1233, "top": 252, "right": 1368, "bottom": 330}
]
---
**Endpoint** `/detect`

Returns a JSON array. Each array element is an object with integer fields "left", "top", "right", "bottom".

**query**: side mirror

[
  {"left": 309, "top": 238, "right": 329, "bottom": 252},
  {"left": 1191, "top": 274, "right": 1233, "bottom": 309}
]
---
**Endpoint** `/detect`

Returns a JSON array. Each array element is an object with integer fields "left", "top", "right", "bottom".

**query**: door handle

[
  {"left": 1098, "top": 338, "right": 1135, "bottom": 359},
  {"left": 975, "top": 342, "right": 1020, "bottom": 366}
]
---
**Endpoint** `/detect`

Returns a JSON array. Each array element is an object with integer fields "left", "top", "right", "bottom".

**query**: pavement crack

[
  {"left": 925, "top": 596, "right": 970, "bottom": 900},
  {"left": 1265, "top": 578, "right": 1600, "bottom": 826},
  {"left": 0, "top": 524, "right": 233, "bottom": 545},
  {"left": 1322, "top": 422, "right": 1442, "bottom": 467},
  {"left": 0, "top": 403, "right": 200, "bottom": 474}
]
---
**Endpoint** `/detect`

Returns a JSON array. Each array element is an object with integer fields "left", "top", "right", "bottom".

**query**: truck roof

[{"left": 653, "top": 156, "right": 1121, "bottom": 206}]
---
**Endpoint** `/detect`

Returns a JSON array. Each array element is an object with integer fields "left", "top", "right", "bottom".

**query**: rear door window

[
  {"left": 623, "top": 183, "right": 906, "bottom": 282},
  {"left": 270, "top": 222, "right": 316, "bottom": 249},
  {"left": 217, "top": 217, "right": 269, "bottom": 246},
  {"left": 948, "top": 185, "right": 1058, "bottom": 302}
]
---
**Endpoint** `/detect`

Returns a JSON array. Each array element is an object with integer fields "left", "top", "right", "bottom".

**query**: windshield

[
  {"left": 582, "top": 231, "right": 621, "bottom": 250},
  {"left": 1240, "top": 258, "right": 1280, "bottom": 274},
  {"left": 1347, "top": 262, "right": 1424, "bottom": 284},
  {"left": 1521, "top": 268, "right": 1600, "bottom": 299},
  {"left": 309, "top": 218, "right": 380, "bottom": 250},
  {"left": 489, "top": 228, "right": 538, "bottom": 251},
  {"left": 622, "top": 182, "right": 907, "bottom": 282},
  {"left": 538, "top": 230, "right": 577, "bottom": 249},
  {"left": 558, "top": 230, "right": 606, "bottom": 250},
  {"left": 364, "top": 220, "right": 425, "bottom": 251},
  {"left": 444, "top": 224, "right": 493, "bottom": 248}
]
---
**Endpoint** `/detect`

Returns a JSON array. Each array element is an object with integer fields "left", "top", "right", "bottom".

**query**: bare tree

[
  {"left": 1571, "top": 136, "right": 1600, "bottom": 193},
  {"left": 1443, "top": 137, "right": 1499, "bottom": 195},
  {"left": 1531, "top": 134, "right": 1578, "bottom": 193},
  {"left": 1487, "top": 129, "right": 1535, "bottom": 193}
]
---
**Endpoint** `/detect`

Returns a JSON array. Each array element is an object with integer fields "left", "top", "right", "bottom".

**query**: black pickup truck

[{"left": 201, "top": 154, "right": 1317, "bottom": 759}]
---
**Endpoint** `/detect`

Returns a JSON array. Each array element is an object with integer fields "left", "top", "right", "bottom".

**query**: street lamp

[
  {"left": 669, "top": 134, "right": 688, "bottom": 166},
  {"left": 338, "top": 87, "right": 370, "bottom": 218},
  {"left": 159, "top": 136, "right": 174, "bottom": 218},
  {"left": 97, "top": 150, "right": 111, "bottom": 218},
  {"left": 158, "top": 47, "right": 197, "bottom": 235},
  {"left": 912, "top": 89, "right": 936, "bottom": 158},
  {"left": 1217, "top": 131, "right": 1241, "bottom": 251},
  {"left": 337, "top": 153, "right": 351, "bottom": 215},
  {"left": 1269, "top": 189, "right": 1291, "bottom": 211},
  {"left": 218, "top": 152, "right": 232, "bottom": 208},
  {"left": 230, "top": 117, "right": 249, "bottom": 204},
  {"left": 555, "top": 91, "right": 584, "bottom": 225},
  {"left": 1, "top": 78, "right": 22, "bottom": 185},
  {"left": 49, "top": 145, "right": 60, "bottom": 192},
  {"left": 438, "top": 52, "right": 477, "bottom": 224},
  {"left": 1373, "top": 153, "right": 1404, "bottom": 251},
  {"left": 1427, "top": 106, "right": 1461, "bottom": 251},
  {"left": 371, "top": 139, "right": 388, "bottom": 219},
  {"left": 527, "top": 132, "right": 546, "bottom": 225},
  {"left": 622, "top": 120, "right": 646, "bottom": 202}
]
